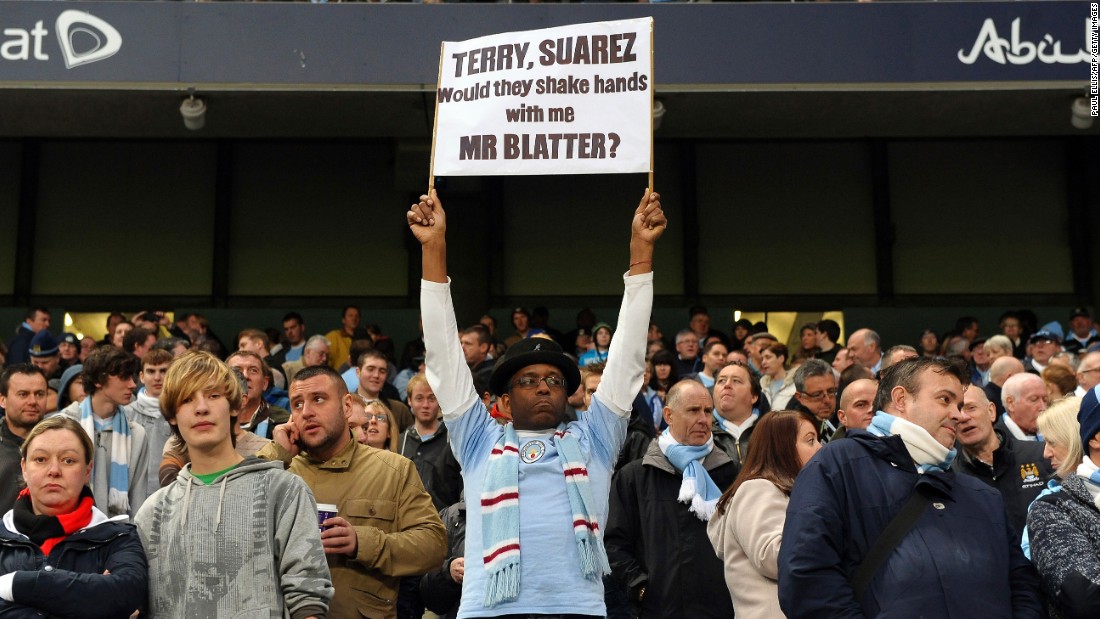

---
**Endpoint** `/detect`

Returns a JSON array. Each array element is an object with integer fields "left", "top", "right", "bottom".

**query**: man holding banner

[{"left": 409, "top": 187, "right": 664, "bottom": 617}]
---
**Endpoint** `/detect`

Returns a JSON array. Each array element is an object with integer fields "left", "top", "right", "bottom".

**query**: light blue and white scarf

[
  {"left": 658, "top": 430, "right": 721, "bottom": 521},
  {"left": 79, "top": 398, "right": 131, "bottom": 516},
  {"left": 480, "top": 422, "right": 609, "bottom": 607},
  {"left": 712, "top": 409, "right": 758, "bottom": 441},
  {"left": 866, "top": 411, "right": 956, "bottom": 473}
]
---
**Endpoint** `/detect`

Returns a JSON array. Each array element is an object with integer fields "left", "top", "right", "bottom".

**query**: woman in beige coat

[{"left": 707, "top": 410, "right": 822, "bottom": 618}]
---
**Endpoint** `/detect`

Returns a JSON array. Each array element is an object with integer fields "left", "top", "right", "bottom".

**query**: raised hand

[
  {"left": 407, "top": 189, "right": 447, "bottom": 247},
  {"left": 632, "top": 190, "right": 666, "bottom": 245}
]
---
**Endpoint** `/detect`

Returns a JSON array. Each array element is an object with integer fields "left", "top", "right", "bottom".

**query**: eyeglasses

[
  {"left": 1078, "top": 367, "right": 1100, "bottom": 376},
  {"left": 512, "top": 375, "right": 567, "bottom": 389},
  {"left": 366, "top": 414, "right": 389, "bottom": 423},
  {"left": 799, "top": 388, "right": 839, "bottom": 401}
]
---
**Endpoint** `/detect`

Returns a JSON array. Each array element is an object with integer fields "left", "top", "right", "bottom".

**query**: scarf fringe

[
  {"left": 576, "top": 534, "right": 611, "bottom": 578},
  {"left": 690, "top": 494, "right": 717, "bottom": 522},
  {"left": 484, "top": 562, "right": 521, "bottom": 607}
]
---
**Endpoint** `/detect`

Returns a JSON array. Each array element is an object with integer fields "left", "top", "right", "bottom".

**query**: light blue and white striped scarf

[
  {"left": 79, "top": 397, "right": 131, "bottom": 516},
  {"left": 480, "top": 422, "right": 609, "bottom": 607},
  {"left": 866, "top": 411, "right": 956, "bottom": 473}
]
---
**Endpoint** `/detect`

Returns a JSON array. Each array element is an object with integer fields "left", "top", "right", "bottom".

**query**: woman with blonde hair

[
  {"left": 1020, "top": 395, "right": 1083, "bottom": 560},
  {"left": 348, "top": 395, "right": 400, "bottom": 452},
  {"left": 707, "top": 410, "right": 822, "bottom": 618}
]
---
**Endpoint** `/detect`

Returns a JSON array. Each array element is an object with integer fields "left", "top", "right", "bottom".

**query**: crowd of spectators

[{"left": 2, "top": 271, "right": 1100, "bottom": 617}]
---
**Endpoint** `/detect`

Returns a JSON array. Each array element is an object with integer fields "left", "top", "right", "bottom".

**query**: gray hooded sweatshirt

[{"left": 134, "top": 457, "right": 334, "bottom": 619}]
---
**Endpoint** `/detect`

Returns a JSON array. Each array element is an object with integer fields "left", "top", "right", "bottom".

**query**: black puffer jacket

[{"left": 0, "top": 512, "right": 147, "bottom": 618}]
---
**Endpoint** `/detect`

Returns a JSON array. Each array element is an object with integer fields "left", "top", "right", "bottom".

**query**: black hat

[
  {"left": 59, "top": 332, "right": 80, "bottom": 348},
  {"left": 1070, "top": 307, "right": 1091, "bottom": 320},
  {"left": 489, "top": 337, "right": 580, "bottom": 397},
  {"left": 968, "top": 337, "right": 988, "bottom": 352}
]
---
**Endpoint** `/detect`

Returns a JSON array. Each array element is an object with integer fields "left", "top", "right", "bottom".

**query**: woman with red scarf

[{"left": 0, "top": 416, "right": 147, "bottom": 617}]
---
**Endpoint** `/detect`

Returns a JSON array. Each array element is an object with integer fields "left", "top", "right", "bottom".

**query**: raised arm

[
  {"left": 594, "top": 191, "right": 666, "bottom": 417},
  {"left": 410, "top": 190, "right": 479, "bottom": 421}
]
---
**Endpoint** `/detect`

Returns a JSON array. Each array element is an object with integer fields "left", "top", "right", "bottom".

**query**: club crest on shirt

[
  {"left": 521, "top": 440, "right": 546, "bottom": 463},
  {"left": 1020, "top": 462, "right": 1042, "bottom": 485}
]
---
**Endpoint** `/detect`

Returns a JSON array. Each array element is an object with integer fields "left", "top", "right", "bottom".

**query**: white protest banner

[{"left": 430, "top": 17, "right": 653, "bottom": 177}]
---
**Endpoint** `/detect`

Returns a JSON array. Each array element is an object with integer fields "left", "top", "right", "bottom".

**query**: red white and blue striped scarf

[{"left": 480, "top": 422, "right": 610, "bottom": 607}]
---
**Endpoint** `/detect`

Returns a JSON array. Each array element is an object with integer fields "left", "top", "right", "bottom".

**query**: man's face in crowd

[
  {"left": 1031, "top": 339, "right": 1059, "bottom": 365},
  {"left": 172, "top": 384, "right": 233, "bottom": 452},
  {"left": 30, "top": 355, "right": 60, "bottom": 377},
  {"left": 664, "top": 382, "right": 713, "bottom": 447},
  {"left": 303, "top": 344, "right": 329, "bottom": 368},
  {"left": 187, "top": 315, "right": 205, "bottom": 335},
  {"left": 0, "top": 372, "right": 48, "bottom": 435},
  {"left": 58, "top": 341, "right": 79, "bottom": 363},
  {"left": 512, "top": 312, "right": 529, "bottom": 333},
  {"left": 961, "top": 321, "right": 980, "bottom": 341},
  {"left": 703, "top": 344, "right": 728, "bottom": 373},
  {"left": 228, "top": 355, "right": 267, "bottom": 408},
  {"left": 648, "top": 324, "right": 663, "bottom": 343},
  {"left": 582, "top": 373, "right": 601, "bottom": 410},
  {"left": 1077, "top": 352, "right": 1100, "bottom": 392},
  {"left": 460, "top": 333, "right": 489, "bottom": 366},
  {"left": 112, "top": 323, "right": 132, "bottom": 349},
  {"left": 283, "top": 318, "right": 305, "bottom": 346},
  {"left": 675, "top": 336, "right": 698, "bottom": 360},
  {"left": 79, "top": 337, "right": 96, "bottom": 361},
  {"left": 837, "top": 378, "right": 877, "bottom": 431},
  {"left": 342, "top": 308, "right": 360, "bottom": 334},
  {"left": 832, "top": 348, "right": 854, "bottom": 373},
  {"left": 971, "top": 344, "right": 990, "bottom": 367},
  {"left": 501, "top": 363, "right": 568, "bottom": 431},
  {"left": 290, "top": 375, "right": 350, "bottom": 458},
  {"left": 847, "top": 333, "right": 878, "bottom": 369},
  {"left": 796, "top": 373, "right": 838, "bottom": 421},
  {"left": 892, "top": 368, "right": 964, "bottom": 450},
  {"left": 134, "top": 334, "right": 157, "bottom": 360},
  {"left": 105, "top": 314, "right": 124, "bottom": 336},
  {"left": 238, "top": 336, "right": 264, "bottom": 354},
  {"left": 1071, "top": 315, "right": 1093, "bottom": 337},
  {"left": 358, "top": 357, "right": 388, "bottom": 396},
  {"left": 1005, "top": 378, "right": 1049, "bottom": 435},
  {"left": 408, "top": 382, "right": 440, "bottom": 425},
  {"left": 690, "top": 313, "right": 709, "bottom": 338},
  {"left": 98, "top": 374, "right": 136, "bottom": 408},
  {"left": 28, "top": 311, "right": 50, "bottom": 333},
  {"left": 726, "top": 350, "right": 749, "bottom": 367},
  {"left": 140, "top": 362, "right": 170, "bottom": 398},
  {"left": 801, "top": 328, "right": 817, "bottom": 351},
  {"left": 956, "top": 384, "right": 996, "bottom": 451},
  {"left": 714, "top": 364, "right": 757, "bottom": 418},
  {"left": 1001, "top": 318, "right": 1021, "bottom": 340}
]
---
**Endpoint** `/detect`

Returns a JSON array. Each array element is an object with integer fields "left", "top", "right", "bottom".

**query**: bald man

[
  {"left": 846, "top": 329, "right": 884, "bottom": 375},
  {"left": 999, "top": 373, "right": 1049, "bottom": 441},
  {"left": 832, "top": 378, "right": 878, "bottom": 440},
  {"left": 1075, "top": 351, "right": 1100, "bottom": 396},
  {"left": 984, "top": 356, "right": 1025, "bottom": 417},
  {"left": 955, "top": 384, "right": 1052, "bottom": 534}
]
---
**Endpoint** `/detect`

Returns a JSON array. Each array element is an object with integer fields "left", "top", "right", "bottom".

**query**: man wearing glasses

[
  {"left": 792, "top": 359, "right": 840, "bottom": 444},
  {"left": 1075, "top": 351, "right": 1100, "bottom": 396},
  {"left": 409, "top": 188, "right": 665, "bottom": 619}
]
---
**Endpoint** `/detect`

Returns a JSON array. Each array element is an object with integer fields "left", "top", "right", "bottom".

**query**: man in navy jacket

[{"left": 778, "top": 357, "right": 1044, "bottom": 618}]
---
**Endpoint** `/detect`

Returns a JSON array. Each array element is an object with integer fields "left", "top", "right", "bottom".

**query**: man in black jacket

[
  {"left": 955, "top": 383, "right": 1053, "bottom": 534},
  {"left": 606, "top": 380, "right": 735, "bottom": 619}
]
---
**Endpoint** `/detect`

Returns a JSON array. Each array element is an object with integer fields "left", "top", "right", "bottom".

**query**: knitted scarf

[
  {"left": 79, "top": 398, "right": 131, "bottom": 515},
  {"left": 480, "top": 422, "right": 610, "bottom": 607},
  {"left": 13, "top": 487, "right": 94, "bottom": 555},
  {"left": 866, "top": 411, "right": 957, "bottom": 473},
  {"left": 1076, "top": 457, "right": 1100, "bottom": 509},
  {"left": 658, "top": 430, "right": 721, "bottom": 521}
]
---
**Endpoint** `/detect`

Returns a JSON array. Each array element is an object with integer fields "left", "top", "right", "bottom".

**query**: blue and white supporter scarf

[
  {"left": 866, "top": 411, "right": 956, "bottom": 474},
  {"left": 480, "top": 422, "right": 609, "bottom": 608},
  {"left": 658, "top": 430, "right": 721, "bottom": 521},
  {"left": 79, "top": 398, "right": 131, "bottom": 515},
  {"left": 1075, "top": 457, "right": 1100, "bottom": 509}
]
